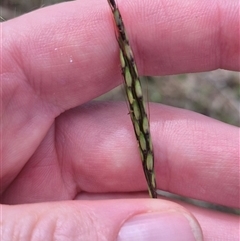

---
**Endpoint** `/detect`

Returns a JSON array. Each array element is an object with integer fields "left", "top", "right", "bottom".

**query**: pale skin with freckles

[{"left": 1, "top": 0, "right": 239, "bottom": 240}]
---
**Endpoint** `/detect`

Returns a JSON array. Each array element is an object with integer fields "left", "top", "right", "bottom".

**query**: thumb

[{"left": 3, "top": 199, "right": 203, "bottom": 241}]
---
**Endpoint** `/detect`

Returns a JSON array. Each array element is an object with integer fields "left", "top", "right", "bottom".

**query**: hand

[{"left": 1, "top": 0, "right": 239, "bottom": 240}]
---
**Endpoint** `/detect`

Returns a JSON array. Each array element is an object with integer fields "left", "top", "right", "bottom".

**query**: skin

[{"left": 1, "top": 0, "right": 239, "bottom": 240}]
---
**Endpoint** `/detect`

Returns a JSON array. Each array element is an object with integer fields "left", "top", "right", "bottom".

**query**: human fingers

[
  {"left": 78, "top": 192, "right": 239, "bottom": 241},
  {"left": 3, "top": 0, "right": 239, "bottom": 111},
  {"left": 3, "top": 0, "right": 239, "bottom": 180},
  {"left": 2, "top": 199, "right": 203, "bottom": 241},
  {"left": 182, "top": 200, "right": 239, "bottom": 241},
  {"left": 2, "top": 102, "right": 238, "bottom": 208}
]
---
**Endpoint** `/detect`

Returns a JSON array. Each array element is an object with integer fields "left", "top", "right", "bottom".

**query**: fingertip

[
  {"left": 118, "top": 210, "right": 203, "bottom": 241},
  {"left": 3, "top": 199, "right": 203, "bottom": 241}
]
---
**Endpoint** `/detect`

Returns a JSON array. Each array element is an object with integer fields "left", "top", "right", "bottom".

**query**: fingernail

[{"left": 117, "top": 211, "right": 203, "bottom": 241}]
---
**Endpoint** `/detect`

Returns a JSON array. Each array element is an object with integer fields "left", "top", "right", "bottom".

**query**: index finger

[{"left": 3, "top": 0, "right": 239, "bottom": 110}]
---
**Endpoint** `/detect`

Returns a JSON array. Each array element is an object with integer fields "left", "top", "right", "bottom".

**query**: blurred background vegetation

[{"left": 1, "top": 0, "right": 239, "bottom": 127}]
